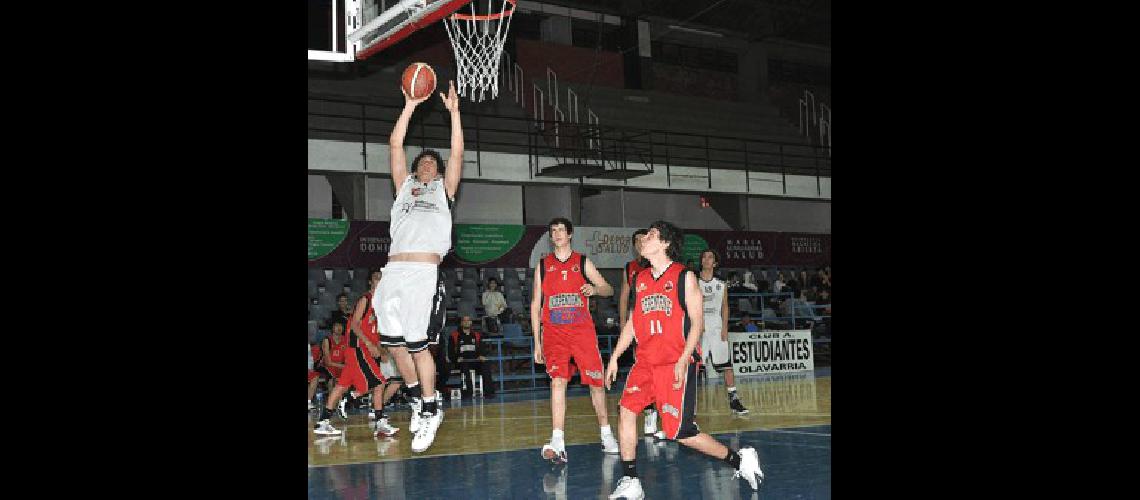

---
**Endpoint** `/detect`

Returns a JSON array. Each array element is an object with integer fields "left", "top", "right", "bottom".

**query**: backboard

[{"left": 308, "top": 0, "right": 472, "bottom": 63}]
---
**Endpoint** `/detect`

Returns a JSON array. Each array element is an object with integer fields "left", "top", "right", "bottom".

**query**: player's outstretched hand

[{"left": 440, "top": 80, "right": 459, "bottom": 112}]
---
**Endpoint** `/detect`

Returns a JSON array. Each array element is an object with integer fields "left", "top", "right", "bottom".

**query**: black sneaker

[{"left": 730, "top": 398, "right": 750, "bottom": 415}]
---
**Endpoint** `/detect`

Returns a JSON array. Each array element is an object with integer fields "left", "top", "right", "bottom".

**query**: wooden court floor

[{"left": 309, "top": 370, "right": 830, "bottom": 466}]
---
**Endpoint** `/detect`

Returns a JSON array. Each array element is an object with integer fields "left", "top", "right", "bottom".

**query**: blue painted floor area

[{"left": 308, "top": 425, "right": 830, "bottom": 499}]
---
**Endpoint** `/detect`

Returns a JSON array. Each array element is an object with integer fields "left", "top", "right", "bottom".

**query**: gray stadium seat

[
  {"left": 737, "top": 297, "right": 754, "bottom": 314},
  {"left": 331, "top": 268, "right": 350, "bottom": 283},
  {"left": 308, "top": 267, "right": 326, "bottom": 285},
  {"left": 352, "top": 267, "right": 369, "bottom": 280},
  {"left": 325, "top": 280, "right": 346, "bottom": 296},
  {"left": 307, "top": 320, "right": 319, "bottom": 342},
  {"left": 503, "top": 269, "right": 521, "bottom": 287},
  {"left": 458, "top": 301, "right": 477, "bottom": 319}
]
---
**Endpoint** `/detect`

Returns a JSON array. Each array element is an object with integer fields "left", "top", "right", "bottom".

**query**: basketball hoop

[{"left": 443, "top": 0, "right": 516, "bottom": 102}]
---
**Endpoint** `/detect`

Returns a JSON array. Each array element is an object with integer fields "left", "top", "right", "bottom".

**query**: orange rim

[{"left": 450, "top": 0, "right": 516, "bottom": 21}]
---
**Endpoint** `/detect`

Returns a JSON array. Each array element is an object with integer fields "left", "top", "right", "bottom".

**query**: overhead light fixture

[{"left": 666, "top": 25, "right": 724, "bottom": 38}]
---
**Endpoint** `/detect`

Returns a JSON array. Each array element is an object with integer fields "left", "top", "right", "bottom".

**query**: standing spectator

[
  {"left": 328, "top": 293, "right": 352, "bottom": 329},
  {"left": 481, "top": 277, "right": 509, "bottom": 332}
]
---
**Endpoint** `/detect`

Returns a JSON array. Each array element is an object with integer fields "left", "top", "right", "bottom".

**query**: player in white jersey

[
  {"left": 371, "top": 80, "right": 463, "bottom": 453},
  {"left": 698, "top": 249, "right": 750, "bottom": 415}
]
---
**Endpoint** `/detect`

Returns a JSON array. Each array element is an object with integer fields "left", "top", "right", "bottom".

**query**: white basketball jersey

[
  {"left": 700, "top": 276, "right": 725, "bottom": 330},
  {"left": 388, "top": 176, "right": 453, "bottom": 258}
]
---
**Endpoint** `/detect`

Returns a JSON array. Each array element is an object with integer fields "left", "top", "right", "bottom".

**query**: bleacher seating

[{"left": 306, "top": 265, "right": 831, "bottom": 392}]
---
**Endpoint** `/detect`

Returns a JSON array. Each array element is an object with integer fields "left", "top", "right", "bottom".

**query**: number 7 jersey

[
  {"left": 632, "top": 261, "right": 697, "bottom": 365},
  {"left": 539, "top": 251, "right": 596, "bottom": 333}
]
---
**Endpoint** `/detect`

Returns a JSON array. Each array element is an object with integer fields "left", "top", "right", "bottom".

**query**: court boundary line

[{"left": 307, "top": 422, "right": 830, "bottom": 468}]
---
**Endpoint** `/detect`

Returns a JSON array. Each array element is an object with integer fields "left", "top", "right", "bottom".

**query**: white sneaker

[
  {"left": 643, "top": 409, "right": 658, "bottom": 435},
  {"left": 368, "top": 410, "right": 377, "bottom": 421},
  {"left": 337, "top": 397, "right": 348, "bottom": 419},
  {"left": 308, "top": 401, "right": 315, "bottom": 410},
  {"left": 541, "top": 443, "right": 568, "bottom": 464},
  {"left": 373, "top": 417, "right": 399, "bottom": 437},
  {"left": 733, "top": 446, "right": 765, "bottom": 490},
  {"left": 608, "top": 476, "right": 645, "bottom": 499},
  {"left": 313, "top": 419, "right": 343, "bottom": 436},
  {"left": 601, "top": 433, "right": 620, "bottom": 454},
  {"left": 653, "top": 431, "right": 666, "bottom": 440},
  {"left": 411, "top": 408, "right": 443, "bottom": 453},
  {"left": 409, "top": 398, "right": 423, "bottom": 434}
]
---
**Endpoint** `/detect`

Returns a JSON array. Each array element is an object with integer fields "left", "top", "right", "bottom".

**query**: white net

[{"left": 443, "top": 0, "right": 516, "bottom": 102}]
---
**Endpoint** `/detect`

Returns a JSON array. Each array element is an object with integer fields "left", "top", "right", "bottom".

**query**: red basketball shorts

[
  {"left": 541, "top": 327, "right": 605, "bottom": 386},
  {"left": 619, "top": 359, "right": 700, "bottom": 440},
  {"left": 336, "top": 346, "right": 387, "bottom": 393}
]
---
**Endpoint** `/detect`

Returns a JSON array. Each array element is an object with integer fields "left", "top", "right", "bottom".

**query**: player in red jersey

[
  {"left": 308, "top": 321, "right": 349, "bottom": 409},
  {"left": 604, "top": 221, "right": 765, "bottom": 499},
  {"left": 531, "top": 217, "right": 619, "bottom": 463},
  {"left": 617, "top": 227, "right": 661, "bottom": 438},
  {"left": 314, "top": 270, "right": 396, "bottom": 437}
]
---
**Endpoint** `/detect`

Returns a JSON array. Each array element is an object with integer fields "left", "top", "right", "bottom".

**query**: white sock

[
  {"left": 423, "top": 394, "right": 436, "bottom": 403},
  {"left": 600, "top": 425, "right": 613, "bottom": 438},
  {"left": 552, "top": 429, "right": 565, "bottom": 447}
]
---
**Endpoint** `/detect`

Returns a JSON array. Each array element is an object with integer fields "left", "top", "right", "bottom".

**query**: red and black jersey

[
  {"left": 632, "top": 261, "right": 697, "bottom": 365},
  {"left": 310, "top": 344, "right": 323, "bottom": 364},
  {"left": 450, "top": 328, "right": 485, "bottom": 361},
  {"left": 350, "top": 291, "right": 381, "bottom": 348},
  {"left": 327, "top": 334, "right": 348, "bottom": 365},
  {"left": 539, "top": 251, "right": 595, "bottom": 331}
]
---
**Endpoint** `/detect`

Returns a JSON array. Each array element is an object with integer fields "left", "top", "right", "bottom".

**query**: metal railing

[{"left": 308, "top": 93, "right": 831, "bottom": 193}]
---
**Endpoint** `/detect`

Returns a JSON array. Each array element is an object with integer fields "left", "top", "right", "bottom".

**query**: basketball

[{"left": 401, "top": 62, "right": 437, "bottom": 100}]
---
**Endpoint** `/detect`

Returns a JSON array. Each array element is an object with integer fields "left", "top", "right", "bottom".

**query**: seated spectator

[
  {"left": 481, "top": 277, "right": 509, "bottom": 333},
  {"left": 810, "top": 267, "right": 827, "bottom": 289},
  {"left": 786, "top": 290, "right": 821, "bottom": 329},
  {"left": 773, "top": 272, "right": 786, "bottom": 295},
  {"left": 738, "top": 314, "right": 761, "bottom": 333},
  {"left": 806, "top": 285, "right": 820, "bottom": 302},
  {"left": 818, "top": 289, "right": 831, "bottom": 314},
  {"left": 448, "top": 316, "right": 496, "bottom": 398},
  {"left": 726, "top": 272, "right": 750, "bottom": 294},
  {"left": 755, "top": 270, "right": 770, "bottom": 294},
  {"left": 785, "top": 279, "right": 800, "bottom": 300},
  {"left": 741, "top": 271, "right": 759, "bottom": 292}
]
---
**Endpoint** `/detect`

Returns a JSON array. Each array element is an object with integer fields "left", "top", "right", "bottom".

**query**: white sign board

[{"left": 729, "top": 329, "right": 814, "bottom": 376}]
